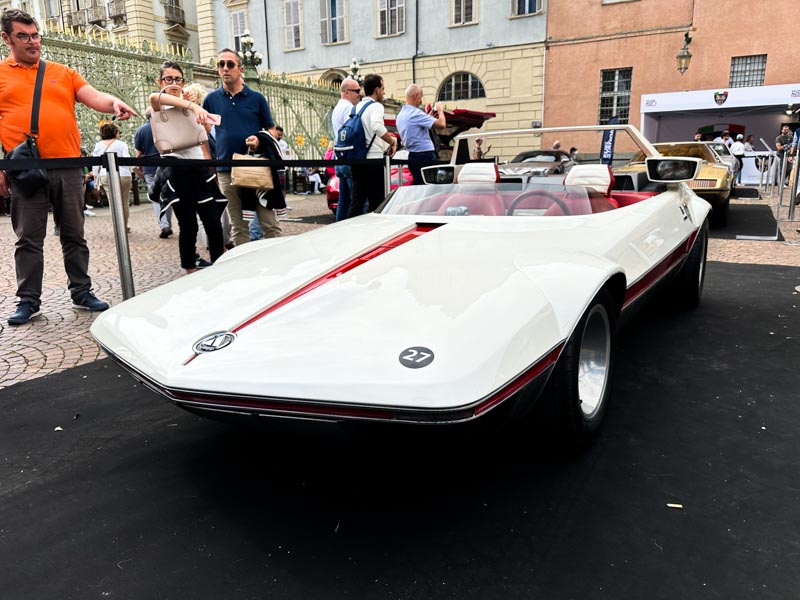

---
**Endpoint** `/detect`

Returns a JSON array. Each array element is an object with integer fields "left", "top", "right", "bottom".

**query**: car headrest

[
  {"left": 456, "top": 162, "right": 500, "bottom": 183},
  {"left": 563, "top": 164, "right": 615, "bottom": 195}
]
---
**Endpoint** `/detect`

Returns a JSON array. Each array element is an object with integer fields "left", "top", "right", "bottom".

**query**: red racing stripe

[{"left": 233, "top": 224, "right": 441, "bottom": 333}]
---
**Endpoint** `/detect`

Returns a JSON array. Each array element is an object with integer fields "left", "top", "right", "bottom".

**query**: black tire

[
  {"left": 546, "top": 289, "right": 617, "bottom": 450},
  {"left": 670, "top": 220, "right": 708, "bottom": 311},
  {"left": 710, "top": 198, "right": 729, "bottom": 228}
]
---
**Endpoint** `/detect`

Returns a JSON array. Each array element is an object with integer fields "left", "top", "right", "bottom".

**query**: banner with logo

[{"left": 600, "top": 116, "right": 618, "bottom": 166}]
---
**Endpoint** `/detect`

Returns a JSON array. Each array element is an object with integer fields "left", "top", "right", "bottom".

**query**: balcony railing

[
  {"left": 107, "top": 0, "right": 126, "bottom": 18},
  {"left": 71, "top": 10, "right": 87, "bottom": 26},
  {"left": 87, "top": 6, "right": 106, "bottom": 24},
  {"left": 164, "top": 5, "right": 185, "bottom": 25}
]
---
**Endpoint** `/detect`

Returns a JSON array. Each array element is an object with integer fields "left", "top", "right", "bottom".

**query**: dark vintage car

[{"left": 501, "top": 149, "right": 576, "bottom": 177}]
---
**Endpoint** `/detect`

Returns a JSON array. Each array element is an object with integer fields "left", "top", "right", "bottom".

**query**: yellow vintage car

[{"left": 616, "top": 142, "right": 732, "bottom": 227}]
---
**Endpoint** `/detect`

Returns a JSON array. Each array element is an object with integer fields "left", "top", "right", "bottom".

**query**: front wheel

[{"left": 546, "top": 289, "right": 617, "bottom": 450}]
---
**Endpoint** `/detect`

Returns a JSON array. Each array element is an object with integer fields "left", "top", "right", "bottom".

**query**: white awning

[{"left": 641, "top": 84, "right": 800, "bottom": 114}]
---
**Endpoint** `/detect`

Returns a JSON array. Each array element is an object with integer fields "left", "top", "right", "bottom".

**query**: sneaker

[
  {"left": 224, "top": 242, "right": 235, "bottom": 251},
  {"left": 159, "top": 228, "right": 171, "bottom": 239},
  {"left": 8, "top": 301, "right": 41, "bottom": 325},
  {"left": 72, "top": 291, "right": 110, "bottom": 312},
  {"left": 84, "top": 209, "right": 96, "bottom": 217},
  {"left": 53, "top": 225, "right": 60, "bottom": 236},
  {"left": 196, "top": 257, "right": 213, "bottom": 269}
]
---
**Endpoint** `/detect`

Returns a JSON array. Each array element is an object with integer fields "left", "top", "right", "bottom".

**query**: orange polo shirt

[{"left": 0, "top": 57, "right": 89, "bottom": 158}]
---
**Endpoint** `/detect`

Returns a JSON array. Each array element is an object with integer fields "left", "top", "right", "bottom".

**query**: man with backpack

[
  {"left": 339, "top": 73, "right": 397, "bottom": 218},
  {"left": 331, "top": 78, "right": 361, "bottom": 220}
]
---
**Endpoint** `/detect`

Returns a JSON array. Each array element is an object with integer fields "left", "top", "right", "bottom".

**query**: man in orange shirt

[{"left": 0, "top": 9, "right": 137, "bottom": 325}]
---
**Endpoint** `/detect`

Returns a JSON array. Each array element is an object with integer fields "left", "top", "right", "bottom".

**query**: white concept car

[{"left": 91, "top": 125, "right": 710, "bottom": 449}]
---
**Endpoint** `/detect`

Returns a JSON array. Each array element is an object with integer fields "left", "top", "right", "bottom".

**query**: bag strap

[
  {"left": 30, "top": 58, "right": 47, "bottom": 136},
  {"left": 156, "top": 84, "right": 188, "bottom": 112},
  {"left": 357, "top": 100, "right": 377, "bottom": 153}
]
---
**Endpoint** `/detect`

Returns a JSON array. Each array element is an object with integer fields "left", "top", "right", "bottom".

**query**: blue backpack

[{"left": 334, "top": 99, "right": 377, "bottom": 161}]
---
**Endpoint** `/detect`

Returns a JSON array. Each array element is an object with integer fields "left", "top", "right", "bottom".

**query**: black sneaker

[
  {"left": 159, "top": 228, "right": 171, "bottom": 239},
  {"left": 72, "top": 291, "right": 110, "bottom": 312},
  {"left": 8, "top": 301, "right": 41, "bottom": 325},
  {"left": 195, "top": 257, "right": 213, "bottom": 269}
]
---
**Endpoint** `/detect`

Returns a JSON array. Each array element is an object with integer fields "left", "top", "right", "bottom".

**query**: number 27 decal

[{"left": 399, "top": 346, "right": 435, "bottom": 369}]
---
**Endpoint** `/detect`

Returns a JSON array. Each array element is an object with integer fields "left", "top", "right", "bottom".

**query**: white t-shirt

[
  {"left": 730, "top": 141, "right": 745, "bottom": 156},
  {"left": 92, "top": 139, "right": 132, "bottom": 177},
  {"left": 332, "top": 97, "right": 356, "bottom": 138},
  {"left": 356, "top": 98, "right": 388, "bottom": 159}
]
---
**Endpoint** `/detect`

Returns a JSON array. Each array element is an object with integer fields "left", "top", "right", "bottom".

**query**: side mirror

[
  {"left": 421, "top": 165, "right": 455, "bottom": 185},
  {"left": 645, "top": 157, "right": 702, "bottom": 183}
]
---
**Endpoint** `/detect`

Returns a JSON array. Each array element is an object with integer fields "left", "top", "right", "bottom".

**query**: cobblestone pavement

[{"left": 1, "top": 189, "right": 798, "bottom": 389}]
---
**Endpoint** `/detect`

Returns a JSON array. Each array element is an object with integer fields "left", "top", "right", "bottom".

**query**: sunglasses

[
  {"left": 345, "top": 88, "right": 361, "bottom": 94},
  {"left": 217, "top": 60, "right": 240, "bottom": 70}
]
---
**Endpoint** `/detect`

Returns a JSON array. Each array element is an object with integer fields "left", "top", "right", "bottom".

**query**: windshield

[
  {"left": 706, "top": 142, "right": 731, "bottom": 156},
  {"left": 378, "top": 182, "right": 593, "bottom": 217},
  {"left": 629, "top": 143, "right": 715, "bottom": 164}
]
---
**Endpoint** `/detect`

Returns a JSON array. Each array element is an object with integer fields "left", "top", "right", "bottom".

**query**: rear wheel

[
  {"left": 670, "top": 220, "right": 708, "bottom": 311},
  {"left": 546, "top": 289, "right": 617, "bottom": 450}
]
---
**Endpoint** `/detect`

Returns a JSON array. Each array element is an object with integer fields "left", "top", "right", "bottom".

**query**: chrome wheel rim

[{"left": 578, "top": 304, "right": 611, "bottom": 418}]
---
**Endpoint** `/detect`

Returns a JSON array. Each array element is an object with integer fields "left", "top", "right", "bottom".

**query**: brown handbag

[
  {"left": 149, "top": 86, "right": 208, "bottom": 154},
  {"left": 231, "top": 152, "right": 274, "bottom": 190}
]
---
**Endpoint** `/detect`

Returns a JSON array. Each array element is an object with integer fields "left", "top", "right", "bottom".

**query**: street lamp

[
  {"left": 676, "top": 31, "right": 692, "bottom": 75},
  {"left": 239, "top": 30, "right": 263, "bottom": 76},
  {"left": 349, "top": 58, "right": 363, "bottom": 84}
]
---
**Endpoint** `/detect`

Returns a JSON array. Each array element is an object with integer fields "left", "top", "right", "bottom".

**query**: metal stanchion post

[
  {"left": 757, "top": 154, "right": 768, "bottom": 194},
  {"left": 788, "top": 146, "right": 799, "bottom": 222},
  {"left": 384, "top": 154, "right": 391, "bottom": 198},
  {"left": 104, "top": 152, "right": 136, "bottom": 299},
  {"left": 766, "top": 154, "right": 774, "bottom": 197}
]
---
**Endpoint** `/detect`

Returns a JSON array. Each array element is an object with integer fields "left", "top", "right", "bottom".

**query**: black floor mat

[{"left": 710, "top": 201, "right": 783, "bottom": 240}]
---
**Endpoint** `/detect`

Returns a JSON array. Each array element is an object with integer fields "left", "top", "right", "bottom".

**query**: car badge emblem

[
  {"left": 193, "top": 331, "right": 236, "bottom": 353},
  {"left": 713, "top": 91, "right": 728, "bottom": 106}
]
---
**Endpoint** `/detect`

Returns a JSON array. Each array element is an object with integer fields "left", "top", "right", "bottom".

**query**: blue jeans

[
  {"left": 335, "top": 164, "right": 352, "bottom": 221},
  {"left": 249, "top": 213, "right": 263, "bottom": 241}
]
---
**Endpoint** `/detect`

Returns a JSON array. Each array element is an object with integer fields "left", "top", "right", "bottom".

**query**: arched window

[
  {"left": 320, "top": 69, "right": 348, "bottom": 88},
  {"left": 437, "top": 72, "right": 486, "bottom": 102}
]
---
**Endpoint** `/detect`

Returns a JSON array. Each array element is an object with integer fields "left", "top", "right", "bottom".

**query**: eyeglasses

[
  {"left": 344, "top": 88, "right": 361, "bottom": 94},
  {"left": 160, "top": 76, "right": 185, "bottom": 84},
  {"left": 217, "top": 60, "right": 239, "bottom": 70},
  {"left": 15, "top": 32, "right": 41, "bottom": 43}
]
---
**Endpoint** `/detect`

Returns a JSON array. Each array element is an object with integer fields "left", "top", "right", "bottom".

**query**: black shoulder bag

[{"left": 5, "top": 58, "right": 49, "bottom": 196}]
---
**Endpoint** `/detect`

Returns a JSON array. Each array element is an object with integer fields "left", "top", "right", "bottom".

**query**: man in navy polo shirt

[
  {"left": 203, "top": 49, "right": 278, "bottom": 246},
  {"left": 396, "top": 84, "right": 446, "bottom": 185}
]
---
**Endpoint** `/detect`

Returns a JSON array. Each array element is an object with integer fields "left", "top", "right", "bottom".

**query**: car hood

[{"left": 91, "top": 215, "right": 619, "bottom": 409}]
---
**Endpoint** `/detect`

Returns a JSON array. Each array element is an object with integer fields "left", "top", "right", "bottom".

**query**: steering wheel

[{"left": 506, "top": 190, "right": 572, "bottom": 216}]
